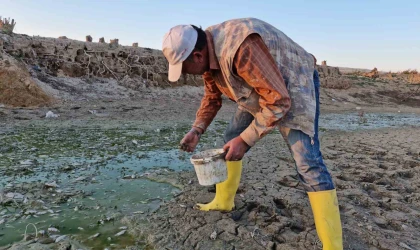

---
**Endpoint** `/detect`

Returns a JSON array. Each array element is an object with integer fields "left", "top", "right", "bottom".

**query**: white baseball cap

[{"left": 162, "top": 25, "right": 198, "bottom": 82}]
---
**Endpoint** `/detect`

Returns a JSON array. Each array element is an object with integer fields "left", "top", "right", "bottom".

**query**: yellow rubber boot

[
  {"left": 308, "top": 189, "right": 343, "bottom": 250},
  {"left": 196, "top": 160, "right": 242, "bottom": 211}
]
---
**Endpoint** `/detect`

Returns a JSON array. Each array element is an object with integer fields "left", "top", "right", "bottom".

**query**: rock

[
  {"left": 119, "top": 226, "right": 128, "bottom": 230},
  {"left": 373, "top": 217, "right": 388, "bottom": 228},
  {"left": 216, "top": 219, "right": 238, "bottom": 235},
  {"left": 210, "top": 230, "right": 217, "bottom": 240},
  {"left": 363, "top": 68, "right": 379, "bottom": 79},
  {"left": 0, "top": 218, "right": 5, "bottom": 224},
  {"left": 266, "top": 241, "right": 275, "bottom": 250},
  {"left": 45, "top": 111, "right": 59, "bottom": 118},
  {"left": 57, "top": 240, "right": 71, "bottom": 250},
  {"left": 39, "top": 238, "right": 55, "bottom": 244},
  {"left": 399, "top": 242, "right": 414, "bottom": 250}
]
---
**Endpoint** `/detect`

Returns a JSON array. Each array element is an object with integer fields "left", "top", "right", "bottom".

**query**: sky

[{"left": 1, "top": 0, "right": 419, "bottom": 71}]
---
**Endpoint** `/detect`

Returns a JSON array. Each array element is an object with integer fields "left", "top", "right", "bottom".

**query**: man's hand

[
  {"left": 179, "top": 128, "right": 202, "bottom": 152},
  {"left": 223, "top": 136, "right": 250, "bottom": 161}
]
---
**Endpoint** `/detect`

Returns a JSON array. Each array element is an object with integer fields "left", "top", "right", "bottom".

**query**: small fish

[
  {"left": 55, "top": 235, "right": 67, "bottom": 243},
  {"left": 48, "top": 227, "right": 60, "bottom": 233},
  {"left": 45, "top": 181, "right": 59, "bottom": 188},
  {"left": 88, "top": 233, "right": 100, "bottom": 239},
  {"left": 114, "top": 230, "right": 126, "bottom": 237}
]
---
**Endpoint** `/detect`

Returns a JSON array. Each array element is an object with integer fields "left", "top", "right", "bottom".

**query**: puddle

[
  {"left": 0, "top": 150, "right": 187, "bottom": 248},
  {"left": 0, "top": 126, "right": 197, "bottom": 248}
]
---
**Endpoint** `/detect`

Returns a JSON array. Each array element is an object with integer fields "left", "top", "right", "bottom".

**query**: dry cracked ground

[{"left": 133, "top": 126, "right": 420, "bottom": 250}]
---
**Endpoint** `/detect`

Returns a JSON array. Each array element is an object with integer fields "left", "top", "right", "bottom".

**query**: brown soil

[{"left": 0, "top": 54, "right": 52, "bottom": 107}]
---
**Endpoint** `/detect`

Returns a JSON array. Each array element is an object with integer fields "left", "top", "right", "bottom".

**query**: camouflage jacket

[{"left": 206, "top": 18, "right": 316, "bottom": 138}]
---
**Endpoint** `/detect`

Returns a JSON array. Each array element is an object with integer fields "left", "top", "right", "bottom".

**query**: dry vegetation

[
  {"left": 345, "top": 67, "right": 420, "bottom": 84},
  {"left": 0, "top": 16, "right": 16, "bottom": 35}
]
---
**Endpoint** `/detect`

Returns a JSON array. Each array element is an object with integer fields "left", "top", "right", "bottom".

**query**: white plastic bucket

[{"left": 190, "top": 148, "right": 227, "bottom": 186}]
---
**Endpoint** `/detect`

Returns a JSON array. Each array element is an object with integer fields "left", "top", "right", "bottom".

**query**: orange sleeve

[{"left": 192, "top": 72, "right": 223, "bottom": 132}]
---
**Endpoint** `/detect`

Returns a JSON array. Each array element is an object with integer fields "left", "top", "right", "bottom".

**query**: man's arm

[
  {"left": 234, "top": 34, "right": 291, "bottom": 147},
  {"left": 192, "top": 72, "right": 223, "bottom": 134}
]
